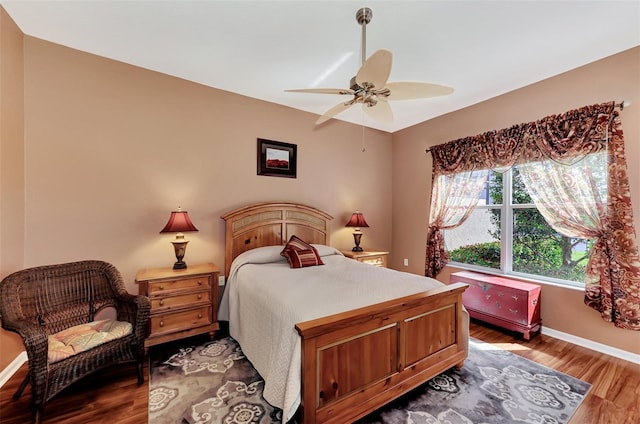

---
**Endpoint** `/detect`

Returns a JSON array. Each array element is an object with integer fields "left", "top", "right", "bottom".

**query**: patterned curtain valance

[{"left": 430, "top": 101, "right": 616, "bottom": 176}]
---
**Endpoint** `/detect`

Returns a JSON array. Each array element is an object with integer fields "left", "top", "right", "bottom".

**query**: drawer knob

[
  {"left": 198, "top": 280, "right": 202, "bottom": 285},
  {"left": 159, "top": 299, "right": 164, "bottom": 306},
  {"left": 198, "top": 313, "right": 203, "bottom": 319},
  {"left": 197, "top": 294, "right": 202, "bottom": 300},
  {"left": 159, "top": 285, "right": 164, "bottom": 290},
  {"left": 159, "top": 320, "right": 164, "bottom": 327}
]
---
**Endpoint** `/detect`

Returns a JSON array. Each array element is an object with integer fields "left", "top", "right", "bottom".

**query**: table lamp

[
  {"left": 160, "top": 207, "right": 198, "bottom": 269},
  {"left": 345, "top": 211, "right": 369, "bottom": 252}
]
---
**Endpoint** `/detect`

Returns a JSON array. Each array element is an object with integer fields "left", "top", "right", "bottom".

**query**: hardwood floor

[
  {"left": 472, "top": 322, "right": 640, "bottom": 424},
  {"left": 1, "top": 321, "right": 638, "bottom": 423}
]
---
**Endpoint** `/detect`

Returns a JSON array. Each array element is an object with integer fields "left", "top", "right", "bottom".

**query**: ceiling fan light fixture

[{"left": 286, "top": 7, "right": 453, "bottom": 126}]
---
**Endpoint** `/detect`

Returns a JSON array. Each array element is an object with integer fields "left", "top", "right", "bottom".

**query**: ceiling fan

[{"left": 285, "top": 7, "right": 454, "bottom": 125}]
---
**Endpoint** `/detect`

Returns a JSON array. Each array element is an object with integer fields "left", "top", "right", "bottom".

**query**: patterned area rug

[
  {"left": 149, "top": 337, "right": 590, "bottom": 424},
  {"left": 149, "top": 337, "right": 281, "bottom": 424}
]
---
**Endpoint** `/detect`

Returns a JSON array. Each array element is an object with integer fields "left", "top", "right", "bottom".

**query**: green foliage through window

[{"left": 446, "top": 168, "right": 591, "bottom": 284}]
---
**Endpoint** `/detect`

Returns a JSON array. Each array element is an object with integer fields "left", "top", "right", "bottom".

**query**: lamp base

[
  {"left": 173, "top": 261, "right": 187, "bottom": 270},
  {"left": 170, "top": 238, "right": 189, "bottom": 270},
  {"left": 351, "top": 232, "right": 363, "bottom": 252}
]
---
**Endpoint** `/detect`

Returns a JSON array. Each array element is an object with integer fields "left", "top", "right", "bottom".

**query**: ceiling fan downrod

[
  {"left": 352, "top": 7, "right": 377, "bottom": 105},
  {"left": 356, "top": 7, "right": 372, "bottom": 66}
]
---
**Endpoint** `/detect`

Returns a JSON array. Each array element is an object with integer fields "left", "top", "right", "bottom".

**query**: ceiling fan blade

[
  {"left": 285, "top": 88, "right": 354, "bottom": 95},
  {"left": 356, "top": 48, "right": 392, "bottom": 90},
  {"left": 316, "top": 100, "right": 356, "bottom": 125},
  {"left": 384, "top": 82, "right": 454, "bottom": 100},
  {"left": 362, "top": 100, "right": 394, "bottom": 123}
]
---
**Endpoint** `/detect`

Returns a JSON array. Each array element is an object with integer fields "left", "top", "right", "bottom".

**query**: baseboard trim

[
  {"left": 0, "top": 351, "right": 27, "bottom": 389},
  {"left": 541, "top": 327, "right": 640, "bottom": 365}
]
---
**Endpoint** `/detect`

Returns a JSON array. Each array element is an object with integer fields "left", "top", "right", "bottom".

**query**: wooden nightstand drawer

[
  {"left": 150, "top": 305, "right": 211, "bottom": 336},
  {"left": 151, "top": 290, "right": 211, "bottom": 310},
  {"left": 360, "top": 255, "right": 387, "bottom": 267},
  {"left": 148, "top": 276, "right": 209, "bottom": 294},
  {"left": 136, "top": 263, "right": 219, "bottom": 349},
  {"left": 341, "top": 250, "right": 389, "bottom": 268}
]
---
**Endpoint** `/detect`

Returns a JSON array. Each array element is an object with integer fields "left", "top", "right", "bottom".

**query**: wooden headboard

[{"left": 220, "top": 202, "right": 333, "bottom": 277}]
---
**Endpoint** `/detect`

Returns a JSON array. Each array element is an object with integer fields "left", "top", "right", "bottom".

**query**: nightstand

[
  {"left": 341, "top": 250, "right": 389, "bottom": 268},
  {"left": 135, "top": 263, "right": 219, "bottom": 349}
]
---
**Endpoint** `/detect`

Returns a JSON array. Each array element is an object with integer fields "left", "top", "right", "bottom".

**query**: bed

[{"left": 219, "top": 202, "right": 468, "bottom": 424}]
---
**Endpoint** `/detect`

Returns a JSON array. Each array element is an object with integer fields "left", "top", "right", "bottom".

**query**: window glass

[
  {"left": 443, "top": 162, "right": 595, "bottom": 286},
  {"left": 512, "top": 208, "right": 590, "bottom": 281},
  {"left": 485, "top": 171, "right": 503, "bottom": 205},
  {"left": 512, "top": 167, "right": 532, "bottom": 204},
  {"left": 448, "top": 208, "right": 501, "bottom": 270}
]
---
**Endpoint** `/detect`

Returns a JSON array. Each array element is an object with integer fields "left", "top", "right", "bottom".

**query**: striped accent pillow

[
  {"left": 286, "top": 248, "right": 323, "bottom": 268},
  {"left": 281, "top": 235, "right": 324, "bottom": 268}
]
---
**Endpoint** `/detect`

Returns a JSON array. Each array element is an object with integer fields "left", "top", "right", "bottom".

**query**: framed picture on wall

[{"left": 257, "top": 138, "right": 297, "bottom": 178}]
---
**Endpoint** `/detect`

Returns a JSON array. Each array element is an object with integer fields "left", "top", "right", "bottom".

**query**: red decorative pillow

[
  {"left": 285, "top": 249, "right": 323, "bottom": 269},
  {"left": 281, "top": 235, "right": 324, "bottom": 268}
]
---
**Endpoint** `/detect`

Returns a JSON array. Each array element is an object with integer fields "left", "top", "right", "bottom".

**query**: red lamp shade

[
  {"left": 160, "top": 208, "right": 198, "bottom": 269},
  {"left": 345, "top": 211, "right": 369, "bottom": 252},
  {"left": 160, "top": 209, "right": 198, "bottom": 234},
  {"left": 345, "top": 211, "right": 369, "bottom": 229}
]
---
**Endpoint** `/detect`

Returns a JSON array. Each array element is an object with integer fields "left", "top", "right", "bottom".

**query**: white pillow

[
  {"left": 230, "top": 244, "right": 342, "bottom": 272},
  {"left": 311, "top": 244, "right": 344, "bottom": 258},
  {"left": 232, "top": 245, "right": 287, "bottom": 267}
]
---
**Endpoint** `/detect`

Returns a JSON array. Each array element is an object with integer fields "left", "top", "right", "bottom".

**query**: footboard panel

[
  {"left": 404, "top": 303, "right": 457, "bottom": 366},
  {"left": 295, "top": 282, "right": 468, "bottom": 424},
  {"left": 318, "top": 323, "right": 397, "bottom": 405}
]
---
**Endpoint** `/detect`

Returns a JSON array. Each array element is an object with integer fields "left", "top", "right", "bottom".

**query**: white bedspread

[{"left": 218, "top": 245, "right": 468, "bottom": 422}]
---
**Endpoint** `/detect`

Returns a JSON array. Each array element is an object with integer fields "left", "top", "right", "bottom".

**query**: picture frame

[{"left": 257, "top": 138, "right": 297, "bottom": 178}]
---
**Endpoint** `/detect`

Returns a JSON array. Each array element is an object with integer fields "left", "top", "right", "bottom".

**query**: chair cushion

[{"left": 48, "top": 319, "right": 133, "bottom": 364}]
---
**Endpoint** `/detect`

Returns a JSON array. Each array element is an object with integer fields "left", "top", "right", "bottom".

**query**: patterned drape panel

[{"left": 426, "top": 101, "right": 640, "bottom": 329}]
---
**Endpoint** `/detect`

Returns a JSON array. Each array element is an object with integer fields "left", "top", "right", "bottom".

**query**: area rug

[{"left": 149, "top": 336, "right": 591, "bottom": 424}]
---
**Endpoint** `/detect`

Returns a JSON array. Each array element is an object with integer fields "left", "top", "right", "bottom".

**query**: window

[
  {"left": 445, "top": 167, "right": 592, "bottom": 286},
  {"left": 427, "top": 104, "right": 639, "bottom": 329}
]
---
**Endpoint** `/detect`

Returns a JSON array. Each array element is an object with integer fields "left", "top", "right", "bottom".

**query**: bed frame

[{"left": 222, "top": 202, "right": 468, "bottom": 424}]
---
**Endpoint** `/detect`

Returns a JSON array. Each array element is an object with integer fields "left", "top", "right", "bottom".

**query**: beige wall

[
  {"left": 391, "top": 46, "right": 640, "bottom": 355},
  {"left": 0, "top": 8, "right": 26, "bottom": 371},
  {"left": 0, "top": 35, "right": 393, "bottom": 369},
  {"left": 22, "top": 36, "right": 394, "bottom": 274}
]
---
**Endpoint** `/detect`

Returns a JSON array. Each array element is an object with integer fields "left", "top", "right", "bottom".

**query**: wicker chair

[{"left": 0, "top": 260, "right": 150, "bottom": 424}]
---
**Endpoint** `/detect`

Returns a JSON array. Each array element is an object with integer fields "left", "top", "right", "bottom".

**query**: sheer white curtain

[
  {"left": 518, "top": 151, "right": 616, "bottom": 292},
  {"left": 517, "top": 152, "right": 607, "bottom": 242},
  {"left": 425, "top": 170, "right": 489, "bottom": 277}
]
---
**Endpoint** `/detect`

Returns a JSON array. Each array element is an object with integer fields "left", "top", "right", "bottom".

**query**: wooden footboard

[{"left": 295, "top": 282, "right": 468, "bottom": 424}]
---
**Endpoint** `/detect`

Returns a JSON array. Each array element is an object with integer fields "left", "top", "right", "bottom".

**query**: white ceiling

[{"left": 2, "top": 0, "right": 639, "bottom": 133}]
